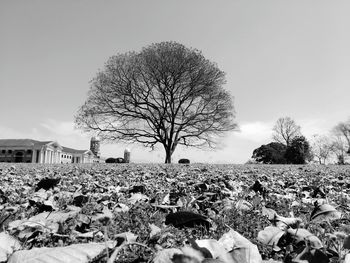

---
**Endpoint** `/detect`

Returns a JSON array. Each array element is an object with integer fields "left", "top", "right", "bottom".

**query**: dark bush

[
  {"left": 178, "top": 158, "right": 190, "bottom": 164},
  {"left": 252, "top": 142, "right": 287, "bottom": 164},
  {"left": 285, "top": 136, "right": 312, "bottom": 164},
  {"left": 105, "top": 158, "right": 116, "bottom": 163}
]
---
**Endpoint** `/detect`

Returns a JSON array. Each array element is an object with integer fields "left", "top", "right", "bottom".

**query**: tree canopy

[
  {"left": 333, "top": 119, "right": 350, "bottom": 154},
  {"left": 252, "top": 142, "right": 287, "bottom": 164},
  {"left": 272, "top": 117, "right": 301, "bottom": 147},
  {"left": 75, "top": 42, "right": 237, "bottom": 163},
  {"left": 284, "top": 136, "right": 312, "bottom": 164}
]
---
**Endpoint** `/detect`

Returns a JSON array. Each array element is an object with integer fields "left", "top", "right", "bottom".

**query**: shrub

[
  {"left": 285, "top": 136, "right": 312, "bottom": 164},
  {"left": 252, "top": 142, "right": 287, "bottom": 164},
  {"left": 105, "top": 158, "right": 116, "bottom": 163}
]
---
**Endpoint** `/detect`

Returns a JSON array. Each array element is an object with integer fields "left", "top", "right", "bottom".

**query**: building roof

[
  {"left": 62, "top": 146, "right": 90, "bottom": 154},
  {"left": 0, "top": 139, "right": 53, "bottom": 148}
]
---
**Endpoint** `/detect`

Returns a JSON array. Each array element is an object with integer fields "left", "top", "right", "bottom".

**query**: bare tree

[
  {"left": 330, "top": 134, "right": 348, "bottom": 164},
  {"left": 311, "top": 134, "right": 333, "bottom": 164},
  {"left": 272, "top": 117, "right": 301, "bottom": 146},
  {"left": 333, "top": 119, "right": 350, "bottom": 154},
  {"left": 75, "top": 42, "right": 237, "bottom": 163}
]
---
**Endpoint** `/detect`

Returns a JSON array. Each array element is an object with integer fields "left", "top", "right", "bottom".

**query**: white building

[{"left": 0, "top": 139, "right": 100, "bottom": 164}]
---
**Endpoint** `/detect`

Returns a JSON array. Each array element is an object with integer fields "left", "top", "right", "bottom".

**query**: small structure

[{"left": 124, "top": 148, "right": 130, "bottom": 163}]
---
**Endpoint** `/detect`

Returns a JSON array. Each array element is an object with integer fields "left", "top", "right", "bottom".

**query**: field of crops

[{"left": 0, "top": 163, "right": 350, "bottom": 263}]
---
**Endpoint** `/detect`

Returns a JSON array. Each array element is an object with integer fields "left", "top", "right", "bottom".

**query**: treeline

[{"left": 249, "top": 117, "right": 350, "bottom": 165}]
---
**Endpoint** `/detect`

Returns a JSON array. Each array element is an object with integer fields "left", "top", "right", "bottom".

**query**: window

[
  {"left": 8, "top": 150, "right": 12, "bottom": 154},
  {"left": 1, "top": 150, "right": 5, "bottom": 154}
]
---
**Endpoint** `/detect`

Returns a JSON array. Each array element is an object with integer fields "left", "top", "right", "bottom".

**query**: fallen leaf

[
  {"left": 149, "top": 223, "right": 162, "bottom": 238},
  {"left": 310, "top": 204, "right": 341, "bottom": 223},
  {"left": 218, "top": 229, "right": 262, "bottom": 263},
  {"left": 128, "top": 193, "right": 149, "bottom": 204},
  {"left": 8, "top": 242, "right": 115, "bottom": 263},
  {"left": 257, "top": 226, "right": 285, "bottom": 251},
  {"left": 0, "top": 232, "right": 21, "bottom": 262},
  {"left": 287, "top": 228, "right": 323, "bottom": 249},
  {"left": 195, "top": 239, "right": 235, "bottom": 263},
  {"left": 153, "top": 248, "right": 183, "bottom": 263},
  {"left": 235, "top": 200, "right": 252, "bottom": 212},
  {"left": 165, "top": 211, "right": 211, "bottom": 230}
]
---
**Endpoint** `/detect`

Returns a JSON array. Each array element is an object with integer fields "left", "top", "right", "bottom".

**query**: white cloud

[
  {"left": 39, "top": 119, "right": 92, "bottom": 150},
  {"left": 40, "top": 119, "right": 81, "bottom": 137},
  {"left": 234, "top": 121, "right": 273, "bottom": 143}
]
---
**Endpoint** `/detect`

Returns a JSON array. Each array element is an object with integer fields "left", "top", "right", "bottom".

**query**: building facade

[{"left": 0, "top": 139, "right": 100, "bottom": 164}]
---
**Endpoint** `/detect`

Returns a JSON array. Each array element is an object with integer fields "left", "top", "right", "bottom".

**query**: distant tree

[
  {"left": 285, "top": 136, "right": 312, "bottom": 164},
  {"left": 272, "top": 117, "right": 301, "bottom": 147},
  {"left": 333, "top": 119, "right": 350, "bottom": 154},
  {"left": 252, "top": 142, "right": 287, "bottom": 164},
  {"left": 311, "top": 135, "right": 333, "bottom": 164},
  {"left": 330, "top": 135, "right": 348, "bottom": 165},
  {"left": 75, "top": 42, "right": 237, "bottom": 163}
]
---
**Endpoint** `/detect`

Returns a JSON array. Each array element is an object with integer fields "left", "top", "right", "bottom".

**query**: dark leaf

[
  {"left": 298, "top": 248, "right": 329, "bottom": 263},
  {"left": 72, "top": 195, "right": 89, "bottom": 207},
  {"left": 35, "top": 178, "right": 61, "bottom": 191},
  {"left": 165, "top": 211, "right": 211, "bottom": 230},
  {"left": 129, "top": 185, "right": 146, "bottom": 194}
]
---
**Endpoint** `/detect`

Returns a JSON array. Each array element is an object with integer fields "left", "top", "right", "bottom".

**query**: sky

[{"left": 0, "top": 0, "right": 349, "bottom": 163}]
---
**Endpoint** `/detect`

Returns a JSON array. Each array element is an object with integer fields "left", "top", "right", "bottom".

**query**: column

[{"left": 31, "top": 150, "right": 36, "bottom": 163}]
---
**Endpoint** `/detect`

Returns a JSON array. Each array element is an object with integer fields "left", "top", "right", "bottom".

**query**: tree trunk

[{"left": 164, "top": 148, "right": 172, "bottom": 163}]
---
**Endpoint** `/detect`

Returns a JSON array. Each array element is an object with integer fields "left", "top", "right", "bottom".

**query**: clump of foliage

[
  {"left": 252, "top": 136, "right": 312, "bottom": 164},
  {"left": 285, "top": 136, "right": 313, "bottom": 164},
  {"left": 252, "top": 142, "right": 287, "bottom": 164}
]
